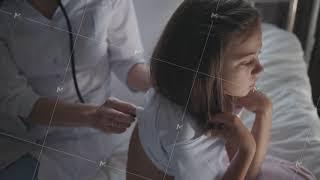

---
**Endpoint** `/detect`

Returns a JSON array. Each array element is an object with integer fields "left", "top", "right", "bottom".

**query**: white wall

[{"left": 109, "top": 0, "right": 184, "bottom": 106}]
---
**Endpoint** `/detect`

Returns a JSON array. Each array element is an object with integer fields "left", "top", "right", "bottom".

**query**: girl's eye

[{"left": 242, "top": 59, "right": 254, "bottom": 66}]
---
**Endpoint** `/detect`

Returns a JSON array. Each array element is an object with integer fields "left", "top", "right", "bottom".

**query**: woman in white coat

[{"left": 0, "top": 0, "right": 150, "bottom": 179}]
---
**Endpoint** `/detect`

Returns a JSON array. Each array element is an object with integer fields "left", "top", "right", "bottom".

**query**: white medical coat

[{"left": 0, "top": 0, "right": 144, "bottom": 179}]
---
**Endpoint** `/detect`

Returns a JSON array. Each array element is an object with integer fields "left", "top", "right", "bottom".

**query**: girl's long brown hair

[{"left": 150, "top": 0, "right": 260, "bottom": 131}]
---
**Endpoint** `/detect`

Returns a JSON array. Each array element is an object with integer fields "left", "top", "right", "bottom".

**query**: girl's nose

[{"left": 252, "top": 61, "right": 263, "bottom": 76}]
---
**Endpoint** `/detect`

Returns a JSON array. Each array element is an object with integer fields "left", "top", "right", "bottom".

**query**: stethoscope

[
  {"left": 0, "top": 0, "right": 85, "bottom": 103},
  {"left": 58, "top": 0, "right": 85, "bottom": 103}
]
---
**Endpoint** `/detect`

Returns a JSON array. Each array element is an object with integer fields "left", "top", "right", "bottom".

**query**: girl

[{"left": 127, "top": 0, "right": 317, "bottom": 179}]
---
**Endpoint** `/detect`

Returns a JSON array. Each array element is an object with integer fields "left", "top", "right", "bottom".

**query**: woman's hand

[
  {"left": 88, "top": 97, "right": 137, "bottom": 134},
  {"left": 206, "top": 113, "right": 256, "bottom": 154}
]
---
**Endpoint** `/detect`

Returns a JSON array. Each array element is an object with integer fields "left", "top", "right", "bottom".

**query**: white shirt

[
  {"left": 137, "top": 89, "right": 244, "bottom": 180},
  {"left": 137, "top": 89, "right": 317, "bottom": 180},
  {"left": 0, "top": 0, "right": 144, "bottom": 179}
]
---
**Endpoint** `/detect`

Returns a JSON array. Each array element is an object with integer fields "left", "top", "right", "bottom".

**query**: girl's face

[{"left": 222, "top": 24, "right": 263, "bottom": 97}]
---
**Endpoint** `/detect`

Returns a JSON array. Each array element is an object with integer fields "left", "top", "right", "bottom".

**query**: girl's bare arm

[
  {"left": 222, "top": 148, "right": 256, "bottom": 180},
  {"left": 245, "top": 107, "right": 272, "bottom": 180},
  {"left": 235, "top": 89, "right": 273, "bottom": 180}
]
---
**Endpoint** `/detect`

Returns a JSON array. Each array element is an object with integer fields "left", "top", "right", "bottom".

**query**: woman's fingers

[
  {"left": 104, "top": 97, "right": 137, "bottom": 117},
  {"left": 95, "top": 117, "right": 131, "bottom": 133},
  {"left": 109, "top": 108, "right": 135, "bottom": 123},
  {"left": 98, "top": 107, "right": 135, "bottom": 124},
  {"left": 91, "top": 97, "right": 140, "bottom": 134},
  {"left": 94, "top": 102, "right": 137, "bottom": 133}
]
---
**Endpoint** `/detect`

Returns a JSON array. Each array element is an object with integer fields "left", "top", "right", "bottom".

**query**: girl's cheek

[{"left": 223, "top": 66, "right": 249, "bottom": 87}]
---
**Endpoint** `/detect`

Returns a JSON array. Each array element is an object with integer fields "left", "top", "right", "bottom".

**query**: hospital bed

[{"left": 94, "top": 0, "right": 320, "bottom": 179}]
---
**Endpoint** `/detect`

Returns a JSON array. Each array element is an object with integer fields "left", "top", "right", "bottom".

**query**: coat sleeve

[
  {"left": 107, "top": 0, "right": 146, "bottom": 92},
  {"left": 0, "top": 38, "right": 40, "bottom": 133}
]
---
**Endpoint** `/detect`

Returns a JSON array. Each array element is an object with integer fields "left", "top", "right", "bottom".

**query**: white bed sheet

[{"left": 241, "top": 23, "right": 320, "bottom": 179}]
